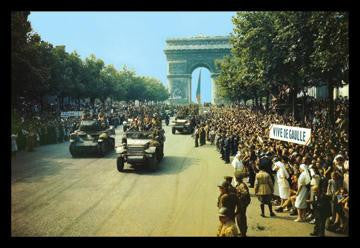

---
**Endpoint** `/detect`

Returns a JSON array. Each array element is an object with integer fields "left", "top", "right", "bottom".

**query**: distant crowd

[{"left": 11, "top": 99, "right": 174, "bottom": 155}]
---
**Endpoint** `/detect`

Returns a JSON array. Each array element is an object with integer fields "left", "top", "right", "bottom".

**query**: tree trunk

[
  {"left": 292, "top": 89, "right": 296, "bottom": 119},
  {"left": 266, "top": 92, "right": 270, "bottom": 111},
  {"left": 61, "top": 96, "right": 64, "bottom": 110},
  {"left": 90, "top": 97, "right": 95, "bottom": 107},
  {"left": 328, "top": 81, "right": 335, "bottom": 128},
  {"left": 302, "top": 89, "right": 306, "bottom": 123},
  {"left": 40, "top": 94, "right": 44, "bottom": 113}
]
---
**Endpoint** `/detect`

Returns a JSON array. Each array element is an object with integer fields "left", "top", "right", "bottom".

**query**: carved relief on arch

[{"left": 168, "top": 60, "right": 187, "bottom": 74}]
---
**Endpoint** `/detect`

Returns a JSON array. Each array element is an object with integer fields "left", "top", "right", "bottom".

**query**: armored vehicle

[
  {"left": 115, "top": 129, "right": 165, "bottom": 172},
  {"left": 172, "top": 117, "right": 194, "bottom": 134},
  {"left": 69, "top": 120, "right": 115, "bottom": 157}
]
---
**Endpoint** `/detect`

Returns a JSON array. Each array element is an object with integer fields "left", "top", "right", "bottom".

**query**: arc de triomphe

[{"left": 164, "top": 35, "right": 231, "bottom": 104}]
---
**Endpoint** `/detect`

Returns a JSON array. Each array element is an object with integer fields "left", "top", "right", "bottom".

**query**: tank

[{"left": 69, "top": 119, "right": 115, "bottom": 157}]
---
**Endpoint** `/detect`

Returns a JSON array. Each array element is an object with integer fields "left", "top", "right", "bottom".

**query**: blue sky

[{"left": 29, "top": 12, "right": 235, "bottom": 103}]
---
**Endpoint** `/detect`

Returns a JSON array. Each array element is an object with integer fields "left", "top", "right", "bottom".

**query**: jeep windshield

[
  {"left": 126, "top": 131, "right": 153, "bottom": 139},
  {"left": 79, "top": 120, "right": 102, "bottom": 132}
]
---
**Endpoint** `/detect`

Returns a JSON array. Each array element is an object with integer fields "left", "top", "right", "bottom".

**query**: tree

[
  {"left": 83, "top": 54, "right": 105, "bottom": 105},
  {"left": 309, "top": 12, "right": 349, "bottom": 126}
]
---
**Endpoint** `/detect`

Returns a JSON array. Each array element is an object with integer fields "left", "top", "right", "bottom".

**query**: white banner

[
  {"left": 269, "top": 124, "right": 311, "bottom": 146},
  {"left": 60, "top": 111, "right": 84, "bottom": 118}
]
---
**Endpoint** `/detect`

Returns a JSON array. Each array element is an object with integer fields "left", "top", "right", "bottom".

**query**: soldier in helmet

[
  {"left": 224, "top": 176, "right": 237, "bottom": 194},
  {"left": 81, "top": 111, "right": 91, "bottom": 120},
  {"left": 217, "top": 180, "right": 238, "bottom": 221},
  {"left": 234, "top": 171, "right": 251, "bottom": 237},
  {"left": 217, "top": 207, "right": 239, "bottom": 237}
]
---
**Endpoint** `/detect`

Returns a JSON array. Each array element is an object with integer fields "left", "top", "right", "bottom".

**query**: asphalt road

[{"left": 11, "top": 119, "right": 346, "bottom": 237}]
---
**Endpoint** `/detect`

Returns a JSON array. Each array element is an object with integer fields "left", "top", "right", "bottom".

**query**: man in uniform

[
  {"left": 194, "top": 125, "right": 199, "bottom": 147},
  {"left": 234, "top": 171, "right": 251, "bottom": 237},
  {"left": 217, "top": 180, "right": 238, "bottom": 221},
  {"left": 248, "top": 145, "right": 257, "bottom": 188},
  {"left": 224, "top": 176, "right": 236, "bottom": 194},
  {"left": 224, "top": 133, "right": 231, "bottom": 164},
  {"left": 217, "top": 207, "right": 239, "bottom": 237}
]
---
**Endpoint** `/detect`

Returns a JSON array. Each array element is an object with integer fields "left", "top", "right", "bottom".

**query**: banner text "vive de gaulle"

[{"left": 269, "top": 124, "right": 311, "bottom": 146}]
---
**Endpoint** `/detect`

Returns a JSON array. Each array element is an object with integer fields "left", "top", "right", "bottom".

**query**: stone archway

[{"left": 164, "top": 35, "right": 231, "bottom": 104}]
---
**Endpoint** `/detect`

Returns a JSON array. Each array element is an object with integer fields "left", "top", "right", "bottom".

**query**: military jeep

[
  {"left": 115, "top": 130, "right": 165, "bottom": 172},
  {"left": 172, "top": 117, "right": 194, "bottom": 134}
]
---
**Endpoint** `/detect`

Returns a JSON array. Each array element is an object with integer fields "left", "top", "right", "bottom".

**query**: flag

[{"left": 196, "top": 69, "right": 201, "bottom": 104}]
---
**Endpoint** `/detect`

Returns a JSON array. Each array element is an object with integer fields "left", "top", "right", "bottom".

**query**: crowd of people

[
  {"left": 187, "top": 97, "right": 349, "bottom": 237},
  {"left": 11, "top": 98, "right": 175, "bottom": 157},
  {"left": 11, "top": 95, "right": 349, "bottom": 237}
]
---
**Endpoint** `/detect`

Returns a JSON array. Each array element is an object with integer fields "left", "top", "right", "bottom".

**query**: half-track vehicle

[
  {"left": 69, "top": 119, "right": 115, "bottom": 157},
  {"left": 172, "top": 116, "right": 194, "bottom": 134},
  {"left": 115, "top": 129, "right": 165, "bottom": 172}
]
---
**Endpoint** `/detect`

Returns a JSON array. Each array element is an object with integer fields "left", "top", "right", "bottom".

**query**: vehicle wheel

[
  {"left": 172, "top": 127, "right": 176, "bottom": 134},
  {"left": 110, "top": 138, "right": 115, "bottom": 149},
  {"left": 69, "top": 143, "right": 78, "bottom": 158},
  {"left": 158, "top": 145, "right": 164, "bottom": 161},
  {"left": 98, "top": 142, "right": 107, "bottom": 157},
  {"left": 149, "top": 157, "right": 158, "bottom": 172},
  {"left": 117, "top": 157, "right": 124, "bottom": 172}
]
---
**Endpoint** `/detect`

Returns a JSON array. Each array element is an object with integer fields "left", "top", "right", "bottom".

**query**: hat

[
  {"left": 334, "top": 154, "right": 344, "bottom": 161},
  {"left": 224, "top": 176, "right": 233, "bottom": 182},
  {"left": 218, "top": 180, "right": 229, "bottom": 188},
  {"left": 218, "top": 207, "right": 230, "bottom": 217},
  {"left": 234, "top": 171, "right": 247, "bottom": 180}
]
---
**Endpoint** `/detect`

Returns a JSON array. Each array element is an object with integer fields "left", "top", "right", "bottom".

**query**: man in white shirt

[{"left": 232, "top": 152, "right": 245, "bottom": 173}]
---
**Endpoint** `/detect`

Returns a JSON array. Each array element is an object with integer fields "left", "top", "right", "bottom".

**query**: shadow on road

[
  {"left": 114, "top": 156, "right": 198, "bottom": 176},
  {"left": 153, "top": 155, "right": 199, "bottom": 175},
  {"left": 12, "top": 159, "right": 72, "bottom": 184}
]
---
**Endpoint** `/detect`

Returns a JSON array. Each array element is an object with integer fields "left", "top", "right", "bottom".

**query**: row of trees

[
  {"left": 215, "top": 11, "right": 348, "bottom": 124},
  {"left": 11, "top": 12, "right": 169, "bottom": 109}
]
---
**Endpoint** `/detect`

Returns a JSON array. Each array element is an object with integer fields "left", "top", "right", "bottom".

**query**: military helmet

[
  {"left": 234, "top": 171, "right": 247, "bottom": 180},
  {"left": 224, "top": 176, "right": 233, "bottom": 183},
  {"left": 218, "top": 207, "right": 231, "bottom": 217},
  {"left": 217, "top": 180, "right": 229, "bottom": 189}
]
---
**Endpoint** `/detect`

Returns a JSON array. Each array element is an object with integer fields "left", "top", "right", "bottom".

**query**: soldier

[
  {"left": 199, "top": 125, "right": 205, "bottom": 146},
  {"left": 234, "top": 171, "right": 251, "bottom": 237},
  {"left": 217, "top": 180, "right": 238, "bottom": 221},
  {"left": 224, "top": 176, "right": 236, "bottom": 194},
  {"left": 255, "top": 159, "right": 276, "bottom": 217},
  {"left": 248, "top": 145, "right": 257, "bottom": 188},
  {"left": 217, "top": 207, "right": 239, "bottom": 237},
  {"left": 224, "top": 133, "right": 231, "bottom": 164},
  {"left": 194, "top": 125, "right": 199, "bottom": 147}
]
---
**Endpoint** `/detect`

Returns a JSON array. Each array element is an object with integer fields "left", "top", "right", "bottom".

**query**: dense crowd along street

[
  {"left": 11, "top": 98, "right": 348, "bottom": 237},
  {"left": 11, "top": 11, "right": 349, "bottom": 237}
]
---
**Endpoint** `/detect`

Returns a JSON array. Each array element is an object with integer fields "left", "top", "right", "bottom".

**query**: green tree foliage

[
  {"left": 216, "top": 11, "right": 348, "bottom": 123},
  {"left": 11, "top": 12, "right": 169, "bottom": 108}
]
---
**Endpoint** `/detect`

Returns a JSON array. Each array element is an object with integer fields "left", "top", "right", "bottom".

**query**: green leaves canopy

[{"left": 11, "top": 11, "right": 169, "bottom": 107}]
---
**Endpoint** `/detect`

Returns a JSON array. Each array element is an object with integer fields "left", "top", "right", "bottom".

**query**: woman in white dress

[
  {"left": 294, "top": 164, "right": 311, "bottom": 222},
  {"left": 11, "top": 133, "right": 18, "bottom": 158},
  {"left": 273, "top": 160, "right": 290, "bottom": 209}
]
